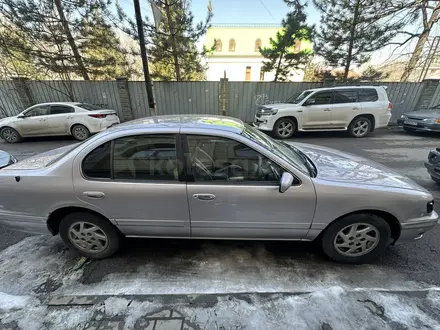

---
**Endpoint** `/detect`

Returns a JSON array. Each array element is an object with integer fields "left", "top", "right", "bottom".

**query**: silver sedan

[{"left": 0, "top": 115, "right": 437, "bottom": 263}]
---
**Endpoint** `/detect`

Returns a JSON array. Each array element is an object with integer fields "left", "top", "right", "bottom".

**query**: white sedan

[{"left": 0, "top": 102, "right": 120, "bottom": 143}]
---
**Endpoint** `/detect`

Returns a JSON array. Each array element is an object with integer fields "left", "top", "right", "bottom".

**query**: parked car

[
  {"left": 0, "top": 115, "right": 436, "bottom": 263},
  {"left": 425, "top": 147, "right": 440, "bottom": 183},
  {"left": 0, "top": 150, "right": 16, "bottom": 168},
  {"left": 254, "top": 86, "right": 392, "bottom": 139},
  {"left": 398, "top": 104, "right": 440, "bottom": 133},
  {"left": 0, "top": 102, "right": 120, "bottom": 143}
]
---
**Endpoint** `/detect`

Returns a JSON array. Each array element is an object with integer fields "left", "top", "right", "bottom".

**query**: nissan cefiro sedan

[{"left": 0, "top": 115, "right": 437, "bottom": 263}]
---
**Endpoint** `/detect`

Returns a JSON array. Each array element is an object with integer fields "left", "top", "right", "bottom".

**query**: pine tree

[
  {"left": 118, "top": 0, "right": 212, "bottom": 81},
  {"left": 259, "top": 4, "right": 312, "bottom": 82},
  {"left": 0, "top": 0, "right": 129, "bottom": 80},
  {"left": 313, "top": 0, "right": 405, "bottom": 82}
]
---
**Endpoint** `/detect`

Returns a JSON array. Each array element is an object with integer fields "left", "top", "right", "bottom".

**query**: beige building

[{"left": 205, "top": 24, "right": 308, "bottom": 82}]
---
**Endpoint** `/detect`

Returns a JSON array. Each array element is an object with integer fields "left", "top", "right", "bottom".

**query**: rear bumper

[
  {"left": 397, "top": 119, "right": 440, "bottom": 132},
  {"left": 0, "top": 213, "right": 49, "bottom": 234},
  {"left": 395, "top": 211, "right": 439, "bottom": 244}
]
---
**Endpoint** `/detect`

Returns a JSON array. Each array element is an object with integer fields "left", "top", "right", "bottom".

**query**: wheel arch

[
  {"left": 47, "top": 206, "right": 119, "bottom": 236},
  {"left": 317, "top": 209, "right": 401, "bottom": 243},
  {"left": 350, "top": 114, "right": 376, "bottom": 131},
  {"left": 69, "top": 122, "right": 91, "bottom": 135}
]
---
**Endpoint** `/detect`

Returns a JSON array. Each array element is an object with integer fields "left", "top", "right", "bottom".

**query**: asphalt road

[{"left": 1, "top": 129, "right": 440, "bottom": 291}]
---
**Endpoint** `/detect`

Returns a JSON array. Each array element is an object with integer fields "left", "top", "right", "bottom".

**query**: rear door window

[
  {"left": 358, "top": 89, "right": 379, "bottom": 102},
  {"left": 50, "top": 105, "right": 74, "bottom": 114},
  {"left": 333, "top": 90, "right": 358, "bottom": 104},
  {"left": 82, "top": 142, "right": 111, "bottom": 179}
]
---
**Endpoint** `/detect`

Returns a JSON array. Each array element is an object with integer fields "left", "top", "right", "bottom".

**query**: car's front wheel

[
  {"left": 320, "top": 214, "right": 391, "bottom": 264},
  {"left": 59, "top": 212, "right": 121, "bottom": 259},
  {"left": 71, "top": 124, "right": 91, "bottom": 141},
  {"left": 272, "top": 118, "right": 296, "bottom": 139},
  {"left": 348, "top": 117, "right": 371, "bottom": 138},
  {"left": 0, "top": 127, "right": 22, "bottom": 143}
]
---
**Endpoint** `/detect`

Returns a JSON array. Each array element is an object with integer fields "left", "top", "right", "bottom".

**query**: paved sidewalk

[{"left": 2, "top": 289, "right": 440, "bottom": 330}]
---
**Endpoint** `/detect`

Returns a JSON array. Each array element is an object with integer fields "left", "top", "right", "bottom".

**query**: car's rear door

[
  {"left": 330, "top": 89, "right": 360, "bottom": 128},
  {"left": 47, "top": 104, "right": 75, "bottom": 134},
  {"left": 72, "top": 131, "right": 190, "bottom": 237},
  {"left": 182, "top": 130, "right": 316, "bottom": 239}
]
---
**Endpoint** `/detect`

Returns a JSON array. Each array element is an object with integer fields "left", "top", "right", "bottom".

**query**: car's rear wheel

[
  {"left": 431, "top": 175, "right": 440, "bottom": 184},
  {"left": 348, "top": 117, "right": 371, "bottom": 138},
  {"left": 273, "top": 118, "right": 296, "bottom": 139},
  {"left": 0, "top": 127, "right": 22, "bottom": 143},
  {"left": 71, "top": 124, "right": 91, "bottom": 141},
  {"left": 59, "top": 212, "right": 121, "bottom": 259},
  {"left": 320, "top": 214, "right": 391, "bottom": 264}
]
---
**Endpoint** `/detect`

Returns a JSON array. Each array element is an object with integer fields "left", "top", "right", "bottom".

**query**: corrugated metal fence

[{"left": 0, "top": 79, "right": 437, "bottom": 125}]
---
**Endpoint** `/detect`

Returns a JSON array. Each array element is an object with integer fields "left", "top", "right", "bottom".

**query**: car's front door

[
  {"left": 73, "top": 133, "right": 190, "bottom": 237},
  {"left": 331, "top": 89, "right": 360, "bottom": 128},
  {"left": 301, "top": 91, "right": 333, "bottom": 129},
  {"left": 183, "top": 134, "right": 316, "bottom": 239},
  {"left": 47, "top": 105, "right": 75, "bottom": 134},
  {"left": 16, "top": 105, "right": 50, "bottom": 136}
]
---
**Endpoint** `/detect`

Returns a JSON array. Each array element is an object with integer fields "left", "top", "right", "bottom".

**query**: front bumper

[
  {"left": 397, "top": 119, "right": 440, "bottom": 132},
  {"left": 253, "top": 114, "right": 278, "bottom": 131},
  {"left": 396, "top": 211, "right": 439, "bottom": 244},
  {"left": 424, "top": 148, "right": 440, "bottom": 179}
]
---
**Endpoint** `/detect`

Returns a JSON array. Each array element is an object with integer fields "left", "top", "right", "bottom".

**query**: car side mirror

[
  {"left": 17, "top": 114, "right": 25, "bottom": 119},
  {"left": 304, "top": 99, "right": 315, "bottom": 106},
  {"left": 279, "top": 172, "right": 294, "bottom": 193}
]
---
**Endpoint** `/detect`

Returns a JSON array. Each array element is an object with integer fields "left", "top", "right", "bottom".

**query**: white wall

[{"left": 206, "top": 56, "right": 304, "bottom": 82}]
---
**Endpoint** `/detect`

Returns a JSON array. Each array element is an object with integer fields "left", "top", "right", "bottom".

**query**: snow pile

[
  {"left": 0, "top": 292, "right": 37, "bottom": 312},
  {"left": 103, "top": 297, "right": 131, "bottom": 316}
]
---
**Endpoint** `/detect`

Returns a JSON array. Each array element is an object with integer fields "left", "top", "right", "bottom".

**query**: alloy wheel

[
  {"left": 68, "top": 221, "right": 109, "bottom": 253},
  {"left": 333, "top": 223, "right": 380, "bottom": 257},
  {"left": 73, "top": 126, "right": 88, "bottom": 140},
  {"left": 2, "top": 128, "right": 19, "bottom": 142},
  {"left": 277, "top": 121, "right": 293, "bottom": 137},
  {"left": 352, "top": 120, "right": 369, "bottom": 137}
]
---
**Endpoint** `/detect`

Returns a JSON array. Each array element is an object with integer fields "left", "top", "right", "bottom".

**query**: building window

[
  {"left": 245, "top": 66, "right": 251, "bottom": 81},
  {"left": 294, "top": 40, "right": 301, "bottom": 52},
  {"left": 255, "top": 39, "right": 262, "bottom": 52},
  {"left": 259, "top": 69, "right": 264, "bottom": 81},
  {"left": 215, "top": 39, "right": 222, "bottom": 52},
  {"left": 229, "top": 39, "right": 236, "bottom": 52}
]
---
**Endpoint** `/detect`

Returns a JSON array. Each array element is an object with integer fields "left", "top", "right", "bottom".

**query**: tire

[
  {"left": 320, "top": 214, "right": 391, "bottom": 264},
  {"left": 71, "top": 124, "right": 91, "bottom": 141},
  {"left": 403, "top": 127, "right": 416, "bottom": 133},
  {"left": 431, "top": 175, "right": 440, "bottom": 184},
  {"left": 0, "top": 127, "right": 22, "bottom": 143},
  {"left": 272, "top": 118, "right": 296, "bottom": 139},
  {"left": 59, "top": 212, "right": 121, "bottom": 259},
  {"left": 348, "top": 117, "right": 371, "bottom": 138}
]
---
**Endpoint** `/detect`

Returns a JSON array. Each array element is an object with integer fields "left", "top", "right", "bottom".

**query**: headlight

[
  {"left": 400, "top": 115, "right": 407, "bottom": 119},
  {"left": 422, "top": 118, "right": 440, "bottom": 123},
  {"left": 259, "top": 107, "right": 278, "bottom": 115}
]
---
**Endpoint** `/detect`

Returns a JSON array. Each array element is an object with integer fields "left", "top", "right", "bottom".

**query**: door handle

[
  {"left": 324, "top": 108, "right": 331, "bottom": 111},
  {"left": 83, "top": 191, "right": 105, "bottom": 199},
  {"left": 193, "top": 194, "right": 216, "bottom": 201},
  {"left": 352, "top": 107, "right": 359, "bottom": 110}
]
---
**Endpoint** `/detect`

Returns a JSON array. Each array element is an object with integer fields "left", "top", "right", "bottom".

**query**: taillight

[
  {"left": 88, "top": 114, "right": 107, "bottom": 119},
  {"left": 387, "top": 102, "right": 392, "bottom": 111}
]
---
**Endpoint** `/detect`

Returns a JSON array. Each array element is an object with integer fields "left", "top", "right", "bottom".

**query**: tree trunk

[
  {"left": 164, "top": 0, "right": 181, "bottom": 81},
  {"left": 274, "top": 52, "right": 284, "bottom": 82},
  {"left": 344, "top": 0, "right": 361, "bottom": 82},
  {"left": 400, "top": 3, "right": 440, "bottom": 82},
  {"left": 53, "top": 0, "right": 90, "bottom": 80}
]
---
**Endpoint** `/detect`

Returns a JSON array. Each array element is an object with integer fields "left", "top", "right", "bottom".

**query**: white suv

[{"left": 253, "top": 86, "right": 392, "bottom": 139}]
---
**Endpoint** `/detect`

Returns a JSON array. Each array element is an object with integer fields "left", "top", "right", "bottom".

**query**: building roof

[{"left": 113, "top": 115, "right": 245, "bottom": 134}]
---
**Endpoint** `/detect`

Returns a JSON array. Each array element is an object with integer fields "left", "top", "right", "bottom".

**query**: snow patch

[
  {"left": 0, "top": 292, "right": 37, "bottom": 312},
  {"left": 44, "top": 307, "right": 95, "bottom": 329},
  {"left": 104, "top": 297, "right": 131, "bottom": 316}
]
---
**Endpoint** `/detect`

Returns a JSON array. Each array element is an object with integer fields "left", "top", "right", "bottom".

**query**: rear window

[
  {"left": 82, "top": 142, "right": 111, "bottom": 178},
  {"left": 77, "top": 103, "right": 103, "bottom": 111},
  {"left": 358, "top": 89, "right": 379, "bottom": 102}
]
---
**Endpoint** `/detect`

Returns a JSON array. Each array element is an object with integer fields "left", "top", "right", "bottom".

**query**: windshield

[
  {"left": 77, "top": 103, "right": 103, "bottom": 111},
  {"left": 242, "top": 124, "right": 314, "bottom": 176},
  {"left": 286, "top": 90, "right": 313, "bottom": 104}
]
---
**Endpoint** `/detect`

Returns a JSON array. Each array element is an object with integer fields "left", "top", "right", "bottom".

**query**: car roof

[
  {"left": 30, "top": 102, "right": 80, "bottom": 106},
  {"left": 305, "top": 85, "right": 385, "bottom": 92},
  {"left": 108, "top": 115, "right": 245, "bottom": 134}
]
